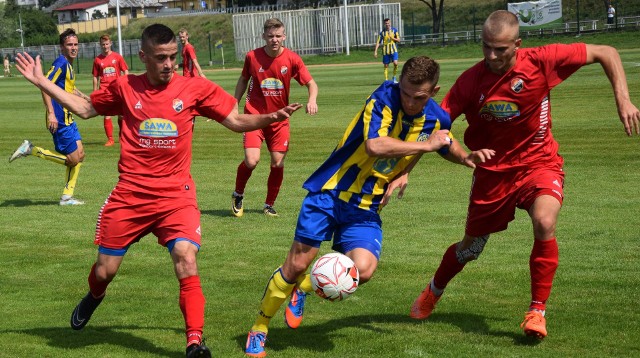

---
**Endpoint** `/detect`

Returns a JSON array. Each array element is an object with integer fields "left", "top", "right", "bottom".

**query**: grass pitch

[{"left": 0, "top": 46, "right": 639, "bottom": 357}]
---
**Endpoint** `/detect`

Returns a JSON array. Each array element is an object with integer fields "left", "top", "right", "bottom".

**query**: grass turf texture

[{"left": 0, "top": 45, "right": 639, "bottom": 357}]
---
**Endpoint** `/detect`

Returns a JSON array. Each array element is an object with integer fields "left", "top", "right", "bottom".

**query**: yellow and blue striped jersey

[
  {"left": 303, "top": 81, "right": 452, "bottom": 213},
  {"left": 377, "top": 27, "right": 399, "bottom": 55},
  {"left": 46, "top": 55, "right": 76, "bottom": 126}
]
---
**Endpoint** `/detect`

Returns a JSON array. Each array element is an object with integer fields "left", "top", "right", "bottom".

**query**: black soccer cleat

[
  {"left": 186, "top": 340, "right": 212, "bottom": 358},
  {"left": 70, "top": 292, "right": 103, "bottom": 330}
]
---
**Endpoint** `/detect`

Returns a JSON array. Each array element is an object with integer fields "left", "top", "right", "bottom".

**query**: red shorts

[
  {"left": 94, "top": 187, "right": 201, "bottom": 250},
  {"left": 465, "top": 165, "right": 565, "bottom": 237},
  {"left": 243, "top": 120, "right": 290, "bottom": 152}
]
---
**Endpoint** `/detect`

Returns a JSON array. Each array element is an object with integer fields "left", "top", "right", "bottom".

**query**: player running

[
  {"left": 92, "top": 34, "right": 129, "bottom": 146},
  {"left": 231, "top": 18, "right": 318, "bottom": 217},
  {"left": 9, "top": 28, "right": 89, "bottom": 205},
  {"left": 409, "top": 10, "right": 640, "bottom": 339},
  {"left": 15, "top": 23, "right": 301, "bottom": 358}
]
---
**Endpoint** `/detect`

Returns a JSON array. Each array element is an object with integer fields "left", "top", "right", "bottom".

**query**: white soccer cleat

[
  {"left": 9, "top": 140, "right": 33, "bottom": 163},
  {"left": 60, "top": 196, "right": 85, "bottom": 206}
]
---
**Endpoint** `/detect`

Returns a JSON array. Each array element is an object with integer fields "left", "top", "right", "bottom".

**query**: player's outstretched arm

[
  {"left": 15, "top": 53, "right": 98, "bottom": 119},
  {"left": 585, "top": 44, "right": 640, "bottom": 135},
  {"left": 441, "top": 139, "right": 495, "bottom": 168},
  {"left": 366, "top": 129, "right": 452, "bottom": 158},
  {"left": 221, "top": 102, "right": 303, "bottom": 132}
]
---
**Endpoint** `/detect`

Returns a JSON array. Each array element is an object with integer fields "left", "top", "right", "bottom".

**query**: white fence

[{"left": 232, "top": 3, "right": 401, "bottom": 60}]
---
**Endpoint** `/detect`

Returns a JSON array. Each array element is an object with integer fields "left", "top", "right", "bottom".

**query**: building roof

[{"left": 54, "top": 0, "right": 108, "bottom": 10}]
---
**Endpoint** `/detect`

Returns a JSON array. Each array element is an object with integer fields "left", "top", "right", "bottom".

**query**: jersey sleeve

[
  {"left": 118, "top": 54, "right": 129, "bottom": 72},
  {"left": 91, "top": 77, "right": 124, "bottom": 116},
  {"left": 194, "top": 79, "right": 236, "bottom": 122},
  {"left": 441, "top": 77, "right": 468, "bottom": 122},
  {"left": 240, "top": 51, "right": 253, "bottom": 80},
  {"left": 292, "top": 54, "right": 313, "bottom": 86},
  {"left": 537, "top": 43, "right": 586, "bottom": 89},
  {"left": 92, "top": 58, "right": 100, "bottom": 77}
]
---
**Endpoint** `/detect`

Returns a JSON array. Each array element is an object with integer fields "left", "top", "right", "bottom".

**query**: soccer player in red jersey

[
  {"left": 408, "top": 10, "right": 640, "bottom": 339},
  {"left": 231, "top": 18, "right": 318, "bottom": 217},
  {"left": 15, "top": 24, "right": 301, "bottom": 358},
  {"left": 178, "top": 28, "right": 205, "bottom": 78},
  {"left": 92, "top": 34, "right": 128, "bottom": 146}
]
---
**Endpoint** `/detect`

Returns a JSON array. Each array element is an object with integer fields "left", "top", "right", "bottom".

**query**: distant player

[
  {"left": 410, "top": 10, "right": 640, "bottom": 340},
  {"left": 15, "top": 23, "right": 301, "bottom": 358},
  {"left": 92, "top": 34, "right": 129, "bottom": 146},
  {"left": 3, "top": 55, "right": 11, "bottom": 77},
  {"left": 178, "top": 28, "right": 205, "bottom": 78},
  {"left": 231, "top": 18, "right": 318, "bottom": 217},
  {"left": 244, "top": 56, "right": 494, "bottom": 357},
  {"left": 9, "top": 28, "right": 89, "bottom": 206},
  {"left": 374, "top": 18, "right": 400, "bottom": 82}
]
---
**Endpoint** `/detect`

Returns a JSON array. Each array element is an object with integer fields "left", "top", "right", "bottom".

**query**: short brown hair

[
  {"left": 400, "top": 56, "right": 440, "bottom": 86},
  {"left": 59, "top": 28, "right": 77, "bottom": 45},
  {"left": 263, "top": 18, "right": 284, "bottom": 33},
  {"left": 99, "top": 34, "right": 111, "bottom": 42}
]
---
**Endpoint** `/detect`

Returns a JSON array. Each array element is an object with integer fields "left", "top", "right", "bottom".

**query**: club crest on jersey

[
  {"left": 280, "top": 66, "right": 288, "bottom": 75},
  {"left": 511, "top": 78, "right": 524, "bottom": 93},
  {"left": 173, "top": 99, "right": 184, "bottom": 112},
  {"left": 139, "top": 118, "right": 178, "bottom": 137}
]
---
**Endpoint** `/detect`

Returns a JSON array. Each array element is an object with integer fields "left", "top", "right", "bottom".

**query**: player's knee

[
  {"left": 245, "top": 158, "right": 259, "bottom": 169},
  {"left": 532, "top": 217, "right": 556, "bottom": 239},
  {"left": 357, "top": 266, "right": 376, "bottom": 284},
  {"left": 455, "top": 235, "right": 490, "bottom": 263},
  {"left": 94, "top": 266, "right": 116, "bottom": 282}
]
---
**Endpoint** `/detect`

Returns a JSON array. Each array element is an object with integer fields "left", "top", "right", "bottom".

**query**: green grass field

[{"left": 0, "top": 44, "right": 639, "bottom": 357}]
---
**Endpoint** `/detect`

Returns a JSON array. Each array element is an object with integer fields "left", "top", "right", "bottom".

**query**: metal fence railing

[{"left": 232, "top": 3, "right": 401, "bottom": 60}]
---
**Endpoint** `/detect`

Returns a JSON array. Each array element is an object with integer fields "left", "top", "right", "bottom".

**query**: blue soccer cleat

[
  {"left": 284, "top": 288, "right": 307, "bottom": 329},
  {"left": 245, "top": 330, "right": 267, "bottom": 357}
]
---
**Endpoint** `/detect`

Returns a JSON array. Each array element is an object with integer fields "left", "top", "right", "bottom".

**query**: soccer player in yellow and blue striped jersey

[
  {"left": 374, "top": 18, "right": 400, "bottom": 82},
  {"left": 244, "top": 56, "right": 495, "bottom": 357},
  {"left": 9, "top": 28, "right": 88, "bottom": 205}
]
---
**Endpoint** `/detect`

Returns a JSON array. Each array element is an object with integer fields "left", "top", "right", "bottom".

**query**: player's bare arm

[
  {"left": 234, "top": 75, "right": 249, "bottom": 102},
  {"left": 16, "top": 53, "right": 98, "bottom": 119},
  {"left": 221, "top": 102, "right": 303, "bottom": 132},
  {"left": 305, "top": 79, "right": 319, "bottom": 115},
  {"left": 365, "top": 129, "right": 452, "bottom": 158},
  {"left": 41, "top": 92, "right": 58, "bottom": 133},
  {"left": 441, "top": 139, "right": 496, "bottom": 168},
  {"left": 585, "top": 44, "right": 640, "bottom": 135}
]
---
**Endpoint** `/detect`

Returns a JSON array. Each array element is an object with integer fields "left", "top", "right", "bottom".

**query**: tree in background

[{"left": 419, "top": 0, "right": 444, "bottom": 34}]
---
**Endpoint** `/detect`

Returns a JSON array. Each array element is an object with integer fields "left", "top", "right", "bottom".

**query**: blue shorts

[
  {"left": 294, "top": 190, "right": 383, "bottom": 259},
  {"left": 53, "top": 122, "right": 81, "bottom": 155},
  {"left": 383, "top": 53, "right": 398, "bottom": 65}
]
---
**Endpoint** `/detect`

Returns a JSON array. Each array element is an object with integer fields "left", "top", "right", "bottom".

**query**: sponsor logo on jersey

[
  {"left": 173, "top": 99, "right": 184, "bottom": 112},
  {"left": 511, "top": 78, "right": 524, "bottom": 93},
  {"left": 479, "top": 101, "right": 520, "bottom": 122},
  {"left": 104, "top": 67, "right": 116, "bottom": 76},
  {"left": 417, "top": 132, "right": 430, "bottom": 142},
  {"left": 139, "top": 118, "right": 178, "bottom": 137},
  {"left": 280, "top": 66, "right": 288, "bottom": 75},
  {"left": 261, "top": 78, "right": 284, "bottom": 96}
]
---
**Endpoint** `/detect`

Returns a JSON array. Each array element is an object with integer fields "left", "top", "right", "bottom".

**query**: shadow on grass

[
  {"left": 3, "top": 325, "right": 184, "bottom": 357},
  {"left": 201, "top": 208, "right": 269, "bottom": 217},
  {"left": 0, "top": 199, "right": 59, "bottom": 207},
  {"left": 235, "top": 312, "right": 541, "bottom": 353}
]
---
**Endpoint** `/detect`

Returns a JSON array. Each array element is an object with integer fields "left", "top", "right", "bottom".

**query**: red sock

[
  {"left": 529, "top": 238, "right": 559, "bottom": 311},
  {"left": 433, "top": 243, "right": 467, "bottom": 290},
  {"left": 179, "top": 275, "right": 206, "bottom": 346},
  {"left": 88, "top": 263, "right": 109, "bottom": 298},
  {"left": 234, "top": 161, "right": 253, "bottom": 195},
  {"left": 104, "top": 117, "right": 113, "bottom": 140},
  {"left": 265, "top": 166, "right": 283, "bottom": 206}
]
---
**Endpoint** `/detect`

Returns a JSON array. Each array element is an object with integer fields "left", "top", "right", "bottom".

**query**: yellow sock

[
  {"left": 32, "top": 146, "right": 66, "bottom": 165},
  {"left": 384, "top": 68, "right": 388, "bottom": 80},
  {"left": 62, "top": 162, "right": 81, "bottom": 197},
  {"left": 296, "top": 274, "right": 313, "bottom": 293},
  {"left": 251, "top": 267, "right": 295, "bottom": 333},
  {"left": 393, "top": 65, "right": 398, "bottom": 78}
]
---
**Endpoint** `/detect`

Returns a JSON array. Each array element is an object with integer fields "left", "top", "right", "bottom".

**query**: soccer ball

[{"left": 310, "top": 252, "right": 359, "bottom": 301}]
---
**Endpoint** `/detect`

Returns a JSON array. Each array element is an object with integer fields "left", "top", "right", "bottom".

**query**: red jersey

[
  {"left": 182, "top": 43, "right": 198, "bottom": 77},
  {"left": 92, "top": 51, "right": 128, "bottom": 89},
  {"left": 442, "top": 43, "right": 586, "bottom": 172},
  {"left": 91, "top": 74, "right": 236, "bottom": 196},
  {"left": 242, "top": 47, "right": 312, "bottom": 115}
]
